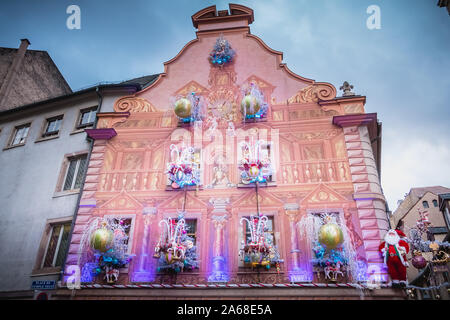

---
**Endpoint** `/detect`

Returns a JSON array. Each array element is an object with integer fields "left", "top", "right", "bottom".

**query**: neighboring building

[
  {"left": 438, "top": 193, "right": 450, "bottom": 228},
  {"left": 390, "top": 186, "right": 450, "bottom": 283},
  {"left": 0, "top": 60, "right": 158, "bottom": 299},
  {"left": 56, "top": 4, "right": 401, "bottom": 300},
  {"left": 438, "top": 0, "right": 450, "bottom": 15},
  {"left": 407, "top": 194, "right": 450, "bottom": 300},
  {"left": 0, "top": 39, "right": 72, "bottom": 111}
]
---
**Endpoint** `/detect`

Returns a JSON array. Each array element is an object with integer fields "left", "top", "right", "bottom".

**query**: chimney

[{"left": 0, "top": 39, "right": 31, "bottom": 109}]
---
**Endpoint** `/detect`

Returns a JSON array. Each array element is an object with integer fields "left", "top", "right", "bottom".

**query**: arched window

[
  {"left": 432, "top": 199, "right": 438, "bottom": 207},
  {"left": 423, "top": 201, "right": 429, "bottom": 208}
]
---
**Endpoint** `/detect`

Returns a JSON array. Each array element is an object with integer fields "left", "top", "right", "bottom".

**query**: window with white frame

[
  {"left": 77, "top": 107, "right": 97, "bottom": 129},
  {"left": 9, "top": 123, "right": 30, "bottom": 146},
  {"left": 42, "top": 115, "right": 63, "bottom": 137},
  {"left": 41, "top": 222, "right": 71, "bottom": 268},
  {"left": 62, "top": 154, "right": 87, "bottom": 191}
]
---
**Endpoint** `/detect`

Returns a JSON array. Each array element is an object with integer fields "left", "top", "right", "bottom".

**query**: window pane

[
  {"left": 46, "top": 118, "right": 61, "bottom": 134},
  {"left": 80, "top": 109, "right": 97, "bottom": 125},
  {"left": 63, "top": 159, "right": 77, "bottom": 190},
  {"left": 74, "top": 156, "right": 87, "bottom": 189},
  {"left": 12, "top": 126, "right": 29, "bottom": 145},
  {"left": 54, "top": 224, "right": 71, "bottom": 267},
  {"left": 43, "top": 225, "right": 62, "bottom": 267}
]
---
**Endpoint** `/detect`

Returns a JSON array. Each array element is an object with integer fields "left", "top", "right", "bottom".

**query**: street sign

[{"left": 31, "top": 280, "right": 56, "bottom": 290}]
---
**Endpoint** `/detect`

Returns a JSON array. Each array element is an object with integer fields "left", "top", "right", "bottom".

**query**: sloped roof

[
  {"left": 119, "top": 74, "right": 159, "bottom": 89},
  {"left": 0, "top": 47, "right": 72, "bottom": 111},
  {"left": 409, "top": 186, "right": 450, "bottom": 199},
  {"left": 0, "top": 73, "right": 160, "bottom": 117}
]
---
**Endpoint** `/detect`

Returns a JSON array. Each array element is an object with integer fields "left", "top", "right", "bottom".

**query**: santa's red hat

[{"left": 394, "top": 229, "right": 407, "bottom": 238}]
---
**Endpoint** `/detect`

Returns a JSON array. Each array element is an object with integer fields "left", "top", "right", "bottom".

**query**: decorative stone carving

[
  {"left": 114, "top": 97, "right": 160, "bottom": 113},
  {"left": 288, "top": 83, "right": 336, "bottom": 104},
  {"left": 339, "top": 81, "right": 355, "bottom": 97}
]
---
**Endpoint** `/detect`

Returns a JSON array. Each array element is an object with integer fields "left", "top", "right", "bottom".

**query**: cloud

[{"left": 382, "top": 131, "right": 450, "bottom": 210}]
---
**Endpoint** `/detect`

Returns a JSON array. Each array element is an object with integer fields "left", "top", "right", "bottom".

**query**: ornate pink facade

[{"left": 64, "top": 4, "right": 391, "bottom": 292}]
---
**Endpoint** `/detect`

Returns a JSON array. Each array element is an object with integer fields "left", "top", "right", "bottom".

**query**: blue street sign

[{"left": 31, "top": 280, "right": 56, "bottom": 290}]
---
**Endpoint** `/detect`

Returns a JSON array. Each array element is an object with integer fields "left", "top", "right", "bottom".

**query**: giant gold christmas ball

[
  {"left": 318, "top": 223, "right": 344, "bottom": 249},
  {"left": 90, "top": 228, "right": 114, "bottom": 252},
  {"left": 241, "top": 95, "right": 260, "bottom": 116},
  {"left": 249, "top": 166, "right": 260, "bottom": 178},
  {"left": 174, "top": 98, "right": 192, "bottom": 119}
]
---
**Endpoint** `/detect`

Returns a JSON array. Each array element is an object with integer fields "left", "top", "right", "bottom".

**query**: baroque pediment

[
  {"left": 158, "top": 192, "right": 208, "bottom": 209},
  {"left": 233, "top": 188, "right": 284, "bottom": 208},
  {"left": 300, "top": 184, "right": 348, "bottom": 205},
  {"left": 99, "top": 192, "right": 144, "bottom": 210},
  {"left": 175, "top": 80, "right": 210, "bottom": 96}
]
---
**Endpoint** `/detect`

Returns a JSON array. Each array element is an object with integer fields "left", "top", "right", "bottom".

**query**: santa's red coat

[{"left": 379, "top": 233, "right": 410, "bottom": 282}]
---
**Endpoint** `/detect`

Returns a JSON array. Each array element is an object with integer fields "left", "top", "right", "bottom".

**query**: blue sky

[{"left": 1, "top": 0, "right": 449, "bottom": 210}]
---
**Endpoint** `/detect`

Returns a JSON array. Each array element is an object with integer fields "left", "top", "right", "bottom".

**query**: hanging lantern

[
  {"left": 90, "top": 227, "right": 114, "bottom": 252},
  {"left": 318, "top": 223, "right": 344, "bottom": 249},
  {"left": 174, "top": 98, "right": 192, "bottom": 119}
]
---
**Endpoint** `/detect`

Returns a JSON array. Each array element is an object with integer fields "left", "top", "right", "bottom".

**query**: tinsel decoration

[
  {"left": 238, "top": 140, "right": 272, "bottom": 184},
  {"left": 172, "top": 92, "right": 206, "bottom": 123},
  {"left": 166, "top": 144, "right": 201, "bottom": 189},
  {"left": 240, "top": 83, "right": 268, "bottom": 120},
  {"left": 209, "top": 35, "right": 235, "bottom": 66},
  {"left": 239, "top": 215, "right": 283, "bottom": 271},
  {"left": 88, "top": 219, "right": 133, "bottom": 283},
  {"left": 154, "top": 212, "right": 199, "bottom": 273}
]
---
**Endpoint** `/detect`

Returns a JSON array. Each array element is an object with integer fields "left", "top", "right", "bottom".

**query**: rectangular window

[
  {"left": 77, "top": 107, "right": 97, "bottom": 128},
  {"left": 243, "top": 216, "right": 275, "bottom": 245},
  {"left": 42, "top": 116, "right": 63, "bottom": 137},
  {"left": 42, "top": 222, "right": 71, "bottom": 268},
  {"left": 10, "top": 124, "right": 30, "bottom": 146},
  {"left": 239, "top": 215, "right": 275, "bottom": 267},
  {"left": 63, "top": 155, "right": 87, "bottom": 191},
  {"left": 185, "top": 219, "right": 197, "bottom": 244}
]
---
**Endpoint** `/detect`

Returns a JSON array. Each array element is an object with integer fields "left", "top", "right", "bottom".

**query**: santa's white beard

[{"left": 385, "top": 232, "right": 400, "bottom": 245}]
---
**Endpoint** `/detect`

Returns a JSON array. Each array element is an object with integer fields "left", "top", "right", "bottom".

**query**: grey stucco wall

[{"left": 0, "top": 98, "right": 94, "bottom": 291}]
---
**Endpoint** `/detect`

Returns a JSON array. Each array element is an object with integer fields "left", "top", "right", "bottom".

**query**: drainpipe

[{"left": 59, "top": 86, "right": 103, "bottom": 284}]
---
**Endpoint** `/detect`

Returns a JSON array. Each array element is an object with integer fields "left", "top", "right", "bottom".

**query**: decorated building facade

[{"left": 59, "top": 4, "right": 398, "bottom": 299}]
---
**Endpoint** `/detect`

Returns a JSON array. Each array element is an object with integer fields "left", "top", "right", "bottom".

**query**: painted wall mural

[{"left": 65, "top": 4, "right": 389, "bottom": 287}]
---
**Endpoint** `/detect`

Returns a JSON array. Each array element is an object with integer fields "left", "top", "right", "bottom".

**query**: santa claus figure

[{"left": 379, "top": 229, "right": 410, "bottom": 287}]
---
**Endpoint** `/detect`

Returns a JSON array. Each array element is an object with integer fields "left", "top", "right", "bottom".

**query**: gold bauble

[
  {"left": 249, "top": 166, "right": 260, "bottom": 178},
  {"left": 174, "top": 98, "right": 192, "bottom": 119},
  {"left": 90, "top": 228, "right": 114, "bottom": 252},
  {"left": 318, "top": 223, "right": 344, "bottom": 249},
  {"left": 241, "top": 95, "right": 260, "bottom": 116}
]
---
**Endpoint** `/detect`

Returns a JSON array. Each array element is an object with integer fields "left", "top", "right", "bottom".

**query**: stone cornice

[
  {"left": 332, "top": 113, "right": 377, "bottom": 127},
  {"left": 85, "top": 128, "right": 117, "bottom": 140}
]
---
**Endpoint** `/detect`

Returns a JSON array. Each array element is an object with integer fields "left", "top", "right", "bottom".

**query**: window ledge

[
  {"left": 53, "top": 189, "right": 80, "bottom": 198},
  {"left": 31, "top": 268, "right": 61, "bottom": 277},
  {"left": 3, "top": 143, "right": 26, "bottom": 150},
  {"left": 35, "top": 135, "right": 60, "bottom": 143},
  {"left": 71, "top": 127, "right": 92, "bottom": 135},
  {"left": 237, "top": 182, "right": 277, "bottom": 188}
]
